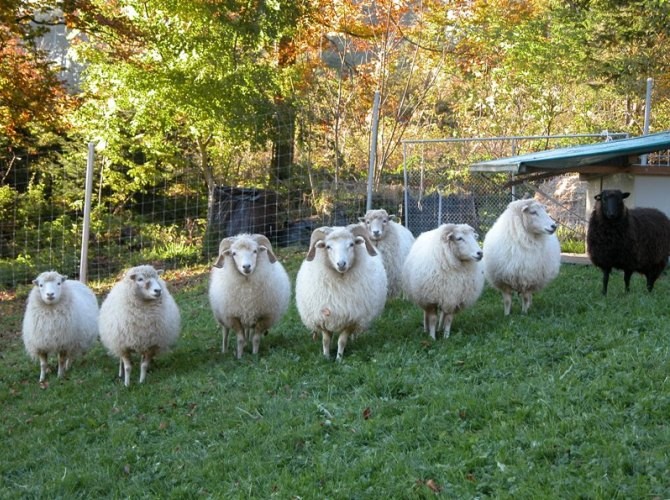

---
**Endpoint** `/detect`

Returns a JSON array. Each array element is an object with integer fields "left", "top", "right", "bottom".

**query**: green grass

[{"left": 1, "top": 253, "right": 669, "bottom": 498}]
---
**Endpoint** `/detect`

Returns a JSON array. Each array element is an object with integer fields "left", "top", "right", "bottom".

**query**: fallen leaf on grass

[
  {"left": 362, "top": 407, "right": 372, "bottom": 420},
  {"left": 426, "top": 479, "right": 441, "bottom": 493}
]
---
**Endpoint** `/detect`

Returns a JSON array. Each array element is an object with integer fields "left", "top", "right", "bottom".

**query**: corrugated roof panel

[{"left": 470, "top": 131, "right": 670, "bottom": 174}]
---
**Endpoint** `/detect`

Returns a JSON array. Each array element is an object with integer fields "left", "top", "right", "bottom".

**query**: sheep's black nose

[
  {"left": 153, "top": 288, "right": 162, "bottom": 297},
  {"left": 242, "top": 264, "right": 252, "bottom": 273},
  {"left": 372, "top": 230, "right": 381, "bottom": 238}
]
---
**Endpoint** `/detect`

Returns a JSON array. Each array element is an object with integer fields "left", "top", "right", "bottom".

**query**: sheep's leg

[
  {"left": 424, "top": 305, "right": 438, "bottom": 340},
  {"left": 221, "top": 325, "right": 229, "bottom": 354},
  {"left": 601, "top": 268, "right": 611, "bottom": 295},
  {"left": 121, "top": 353, "right": 132, "bottom": 387},
  {"left": 442, "top": 313, "right": 454, "bottom": 339},
  {"left": 57, "top": 351, "right": 67, "bottom": 378},
  {"left": 236, "top": 330, "right": 247, "bottom": 359},
  {"left": 521, "top": 292, "right": 533, "bottom": 314},
  {"left": 38, "top": 352, "right": 48, "bottom": 382},
  {"left": 321, "top": 331, "right": 332, "bottom": 359},
  {"left": 645, "top": 262, "right": 665, "bottom": 292},
  {"left": 336, "top": 332, "right": 350, "bottom": 361},
  {"left": 623, "top": 270, "right": 633, "bottom": 292},
  {"left": 436, "top": 310, "right": 445, "bottom": 332},
  {"left": 502, "top": 291, "right": 513, "bottom": 316},
  {"left": 251, "top": 330, "right": 262, "bottom": 355},
  {"left": 118, "top": 359, "right": 124, "bottom": 379},
  {"left": 139, "top": 346, "right": 159, "bottom": 383}
]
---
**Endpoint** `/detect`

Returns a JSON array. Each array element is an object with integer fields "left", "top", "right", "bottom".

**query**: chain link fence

[{"left": 400, "top": 133, "right": 628, "bottom": 239}]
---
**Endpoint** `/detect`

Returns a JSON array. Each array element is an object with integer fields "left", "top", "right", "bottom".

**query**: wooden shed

[{"left": 470, "top": 131, "right": 670, "bottom": 218}]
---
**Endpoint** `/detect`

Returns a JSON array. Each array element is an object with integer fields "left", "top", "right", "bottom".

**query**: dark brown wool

[{"left": 587, "top": 189, "right": 670, "bottom": 294}]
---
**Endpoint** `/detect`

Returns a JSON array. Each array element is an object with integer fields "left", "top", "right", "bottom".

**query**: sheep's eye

[
  {"left": 326, "top": 245, "right": 331, "bottom": 250},
  {"left": 232, "top": 251, "right": 237, "bottom": 256},
  {"left": 253, "top": 249, "right": 257, "bottom": 254},
  {"left": 383, "top": 219, "right": 388, "bottom": 224},
  {"left": 349, "top": 242, "right": 354, "bottom": 247},
  {"left": 457, "top": 236, "right": 464, "bottom": 241},
  {"left": 137, "top": 277, "right": 144, "bottom": 282},
  {"left": 529, "top": 210, "right": 537, "bottom": 215}
]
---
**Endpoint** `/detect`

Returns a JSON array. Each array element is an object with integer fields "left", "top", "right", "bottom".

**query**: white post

[
  {"left": 79, "top": 142, "right": 95, "bottom": 283},
  {"left": 641, "top": 77, "right": 653, "bottom": 166},
  {"left": 367, "top": 90, "right": 381, "bottom": 211}
]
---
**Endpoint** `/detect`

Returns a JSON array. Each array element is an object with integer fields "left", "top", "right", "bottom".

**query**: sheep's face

[
  {"left": 227, "top": 239, "right": 260, "bottom": 276},
  {"left": 213, "top": 234, "right": 276, "bottom": 274},
  {"left": 443, "top": 224, "right": 482, "bottom": 262},
  {"left": 520, "top": 201, "right": 557, "bottom": 235},
  {"left": 361, "top": 209, "right": 393, "bottom": 241},
  {"left": 34, "top": 272, "right": 67, "bottom": 305},
  {"left": 127, "top": 267, "right": 164, "bottom": 301},
  {"left": 317, "top": 230, "right": 362, "bottom": 274},
  {"left": 595, "top": 189, "right": 630, "bottom": 220}
]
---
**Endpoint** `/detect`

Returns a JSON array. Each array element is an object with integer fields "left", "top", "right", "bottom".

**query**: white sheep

[
  {"left": 295, "top": 225, "right": 387, "bottom": 360},
  {"left": 402, "top": 223, "right": 484, "bottom": 340},
  {"left": 359, "top": 208, "right": 415, "bottom": 298},
  {"left": 99, "top": 265, "right": 180, "bottom": 386},
  {"left": 22, "top": 271, "right": 99, "bottom": 382},
  {"left": 208, "top": 233, "right": 291, "bottom": 358},
  {"left": 482, "top": 198, "right": 561, "bottom": 315}
]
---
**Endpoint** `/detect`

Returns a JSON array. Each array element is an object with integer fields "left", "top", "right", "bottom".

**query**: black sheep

[{"left": 587, "top": 189, "right": 670, "bottom": 295}]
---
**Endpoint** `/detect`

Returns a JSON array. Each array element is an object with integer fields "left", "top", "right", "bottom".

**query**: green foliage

[{"left": 2, "top": 260, "right": 670, "bottom": 497}]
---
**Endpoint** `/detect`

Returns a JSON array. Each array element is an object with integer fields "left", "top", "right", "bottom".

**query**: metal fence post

[{"left": 79, "top": 142, "right": 95, "bottom": 283}]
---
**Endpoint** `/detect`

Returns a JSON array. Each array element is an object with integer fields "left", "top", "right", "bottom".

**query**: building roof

[{"left": 470, "top": 130, "right": 670, "bottom": 175}]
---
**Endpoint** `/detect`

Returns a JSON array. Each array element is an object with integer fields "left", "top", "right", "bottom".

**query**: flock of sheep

[{"left": 21, "top": 189, "right": 670, "bottom": 385}]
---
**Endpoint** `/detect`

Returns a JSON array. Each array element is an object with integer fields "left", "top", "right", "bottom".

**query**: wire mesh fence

[
  {"left": 400, "top": 133, "right": 628, "bottom": 239},
  {"left": 1, "top": 132, "right": 628, "bottom": 289}
]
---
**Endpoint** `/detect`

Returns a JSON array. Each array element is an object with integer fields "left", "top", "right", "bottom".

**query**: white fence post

[{"left": 79, "top": 142, "right": 95, "bottom": 283}]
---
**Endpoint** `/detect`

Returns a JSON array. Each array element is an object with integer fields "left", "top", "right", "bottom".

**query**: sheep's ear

[
  {"left": 306, "top": 227, "right": 330, "bottom": 261},
  {"left": 259, "top": 245, "right": 277, "bottom": 263},
  {"left": 32, "top": 279, "right": 38, "bottom": 286},
  {"left": 214, "top": 237, "right": 237, "bottom": 267},
  {"left": 128, "top": 272, "right": 138, "bottom": 281},
  {"left": 440, "top": 224, "right": 456, "bottom": 243},
  {"left": 622, "top": 192, "right": 630, "bottom": 199},
  {"left": 358, "top": 216, "right": 366, "bottom": 223},
  {"left": 306, "top": 240, "right": 324, "bottom": 261},
  {"left": 156, "top": 269, "right": 164, "bottom": 276},
  {"left": 389, "top": 214, "right": 398, "bottom": 222},
  {"left": 253, "top": 234, "right": 277, "bottom": 263},
  {"left": 594, "top": 194, "right": 601, "bottom": 201},
  {"left": 349, "top": 224, "right": 378, "bottom": 256}
]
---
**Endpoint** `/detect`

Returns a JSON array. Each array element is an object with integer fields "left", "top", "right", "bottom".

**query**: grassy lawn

[{"left": 1, "top": 251, "right": 669, "bottom": 498}]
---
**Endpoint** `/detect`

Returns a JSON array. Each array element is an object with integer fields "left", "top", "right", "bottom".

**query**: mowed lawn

[{"left": 1, "top": 254, "right": 669, "bottom": 498}]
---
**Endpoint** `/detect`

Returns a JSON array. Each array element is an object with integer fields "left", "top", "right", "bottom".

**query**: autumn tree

[{"left": 0, "top": 2, "right": 72, "bottom": 162}]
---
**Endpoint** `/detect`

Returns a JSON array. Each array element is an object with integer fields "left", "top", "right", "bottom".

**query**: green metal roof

[{"left": 470, "top": 130, "right": 670, "bottom": 174}]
